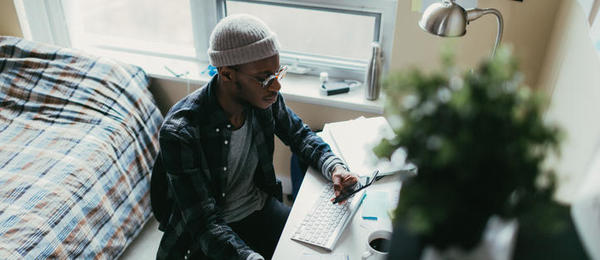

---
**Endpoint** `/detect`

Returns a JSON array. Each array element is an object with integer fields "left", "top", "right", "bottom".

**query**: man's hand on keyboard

[{"left": 330, "top": 165, "right": 359, "bottom": 204}]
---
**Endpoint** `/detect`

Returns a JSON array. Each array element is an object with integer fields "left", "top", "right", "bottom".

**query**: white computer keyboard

[{"left": 291, "top": 184, "right": 367, "bottom": 251}]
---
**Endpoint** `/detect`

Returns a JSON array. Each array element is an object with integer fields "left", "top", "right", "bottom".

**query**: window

[
  {"left": 14, "top": 0, "right": 397, "bottom": 80},
  {"left": 67, "top": 0, "right": 196, "bottom": 59},
  {"left": 225, "top": 0, "right": 384, "bottom": 79},
  {"left": 222, "top": 0, "right": 397, "bottom": 79},
  {"left": 228, "top": 2, "right": 377, "bottom": 61}
]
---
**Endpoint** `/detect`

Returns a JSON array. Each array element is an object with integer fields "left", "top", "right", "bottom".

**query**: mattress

[{"left": 0, "top": 36, "right": 163, "bottom": 258}]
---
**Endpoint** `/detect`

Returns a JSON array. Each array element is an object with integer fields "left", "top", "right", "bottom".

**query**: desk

[{"left": 273, "top": 131, "right": 402, "bottom": 259}]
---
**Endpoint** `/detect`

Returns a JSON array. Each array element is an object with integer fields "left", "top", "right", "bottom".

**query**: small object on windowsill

[
  {"left": 365, "top": 42, "right": 383, "bottom": 101},
  {"left": 164, "top": 65, "right": 189, "bottom": 78},
  {"left": 164, "top": 65, "right": 192, "bottom": 94},
  {"left": 321, "top": 81, "right": 349, "bottom": 96},
  {"left": 320, "top": 80, "right": 361, "bottom": 96},
  {"left": 320, "top": 72, "right": 329, "bottom": 84},
  {"left": 200, "top": 65, "right": 217, "bottom": 77}
]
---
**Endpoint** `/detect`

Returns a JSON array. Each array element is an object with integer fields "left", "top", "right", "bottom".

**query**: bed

[{"left": 0, "top": 36, "right": 163, "bottom": 258}]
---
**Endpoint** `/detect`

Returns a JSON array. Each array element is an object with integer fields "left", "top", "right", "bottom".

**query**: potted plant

[{"left": 374, "top": 47, "right": 566, "bottom": 258}]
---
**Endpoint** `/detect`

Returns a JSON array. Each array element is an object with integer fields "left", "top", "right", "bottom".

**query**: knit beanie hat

[{"left": 208, "top": 14, "right": 281, "bottom": 67}]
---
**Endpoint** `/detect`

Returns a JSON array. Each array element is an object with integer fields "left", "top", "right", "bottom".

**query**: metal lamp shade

[
  {"left": 418, "top": 0, "right": 504, "bottom": 56},
  {"left": 418, "top": 0, "right": 468, "bottom": 37}
]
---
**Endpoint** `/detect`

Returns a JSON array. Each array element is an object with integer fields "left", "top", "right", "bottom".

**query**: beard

[
  {"left": 235, "top": 80, "right": 243, "bottom": 91},
  {"left": 234, "top": 81, "right": 251, "bottom": 107}
]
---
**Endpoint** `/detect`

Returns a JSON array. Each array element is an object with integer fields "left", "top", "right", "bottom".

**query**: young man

[{"left": 155, "top": 14, "right": 358, "bottom": 260}]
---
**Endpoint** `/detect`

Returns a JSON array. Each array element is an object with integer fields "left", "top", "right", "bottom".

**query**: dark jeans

[
  {"left": 290, "top": 154, "right": 309, "bottom": 200},
  {"left": 229, "top": 196, "right": 291, "bottom": 260}
]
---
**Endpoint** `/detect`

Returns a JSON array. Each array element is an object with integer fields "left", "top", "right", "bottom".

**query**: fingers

[
  {"left": 342, "top": 174, "right": 357, "bottom": 187},
  {"left": 332, "top": 172, "right": 359, "bottom": 200},
  {"left": 332, "top": 174, "right": 343, "bottom": 197}
]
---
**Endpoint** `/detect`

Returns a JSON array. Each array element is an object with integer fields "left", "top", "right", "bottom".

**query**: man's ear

[{"left": 218, "top": 66, "right": 235, "bottom": 82}]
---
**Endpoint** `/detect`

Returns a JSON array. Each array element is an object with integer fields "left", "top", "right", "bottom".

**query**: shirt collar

[
  {"left": 202, "top": 74, "right": 273, "bottom": 130},
  {"left": 202, "top": 74, "right": 230, "bottom": 128}
]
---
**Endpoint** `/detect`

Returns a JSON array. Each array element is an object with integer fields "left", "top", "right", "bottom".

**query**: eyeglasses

[
  {"left": 235, "top": 65, "right": 288, "bottom": 88},
  {"left": 332, "top": 169, "right": 383, "bottom": 204}
]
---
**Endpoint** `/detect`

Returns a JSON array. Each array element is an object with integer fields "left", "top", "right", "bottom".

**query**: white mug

[{"left": 362, "top": 230, "right": 392, "bottom": 260}]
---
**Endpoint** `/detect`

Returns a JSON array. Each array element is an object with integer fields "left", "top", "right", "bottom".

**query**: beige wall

[
  {"left": 0, "top": 0, "right": 22, "bottom": 37},
  {"left": 537, "top": 0, "right": 600, "bottom": 203},
  {"left": 2, "top": 0, "right": 570, "bottom": 193},
  {"left": 149, "top": 78, "right": 200, "bottom": 116},
  {"left": 391, "top": 0, "right": 560, "bottom": 88}
]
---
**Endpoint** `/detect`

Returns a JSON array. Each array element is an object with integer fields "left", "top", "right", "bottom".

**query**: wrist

[{"left": 331, "top": 164, "right": 348, "bottom": 176}]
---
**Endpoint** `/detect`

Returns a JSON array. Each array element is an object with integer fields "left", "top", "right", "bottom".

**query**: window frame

[
  {"left": 221, "top": 0, "right": 397, "bottom": 80},
  {"left": 14, "top": 0, "right": 221, "bottom": 63},
  {"left": 14, "top": 0, "right": 397, "bottom": 81},
  {"left": 14, "top": 0, "right": 71, "bottom": 47}
]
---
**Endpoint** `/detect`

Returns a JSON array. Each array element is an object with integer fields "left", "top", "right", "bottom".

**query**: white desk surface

[{"left": 273, "top": 131, "right": 402, "bottom": 260}]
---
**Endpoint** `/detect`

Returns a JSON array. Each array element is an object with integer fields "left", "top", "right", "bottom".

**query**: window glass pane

[
  {"left": 66, "top": 0, "right": 195, "bottom": 57},
  {"left": 227, "top": 1, "right": 376, "bottom": 61}
]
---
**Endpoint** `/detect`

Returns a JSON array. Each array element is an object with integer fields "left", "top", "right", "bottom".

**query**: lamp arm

[{"left": 466, "top": 8, "right": 504, "bottom": 57}]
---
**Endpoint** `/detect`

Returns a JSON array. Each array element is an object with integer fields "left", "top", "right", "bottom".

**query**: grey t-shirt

[{"left": 221, "top": 112, "right": 268, "bottom": 223}]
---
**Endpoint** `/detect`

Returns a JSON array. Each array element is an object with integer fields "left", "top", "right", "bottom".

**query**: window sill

[
  {"left": 87, "top": 48, "right": 384, "bottom": 114},
  {"left": 277, "top": 74, "right": 384, "bottom": 114}
]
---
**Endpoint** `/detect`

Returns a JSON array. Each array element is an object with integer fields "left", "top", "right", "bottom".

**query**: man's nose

[{"left": 268, "top": 79, "right": 281, "bottom": 92}]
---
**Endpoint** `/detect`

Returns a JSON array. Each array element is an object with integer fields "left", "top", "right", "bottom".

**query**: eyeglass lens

[{"left": 263, "top": 66, "right": 287, "bottom": 88}]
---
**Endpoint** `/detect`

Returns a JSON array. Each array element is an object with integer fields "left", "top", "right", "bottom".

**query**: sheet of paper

[
  {"left": 300, "top": 253, "right": 322, "bottom": 260},
  {"left": 361, "top": 190, "right": 390, "bottom": 221},
  {"left": 325, "top": 117, "right": 415, "bottom": 177},
  {"left": 300, "top": 253, "right": 348, "bottom": 260},
  {"left": 326, "top": 117, "right": 390, "bottom": 176}
]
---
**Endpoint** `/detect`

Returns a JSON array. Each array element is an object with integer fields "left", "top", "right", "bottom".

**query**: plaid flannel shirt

[{"left": 156, "top": 75, "right": 343, "bottom": 259}]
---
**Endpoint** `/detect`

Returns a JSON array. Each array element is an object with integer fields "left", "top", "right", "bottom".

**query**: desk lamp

[{"left": 419, "top": 0, "right": 504, "bottom": 57}]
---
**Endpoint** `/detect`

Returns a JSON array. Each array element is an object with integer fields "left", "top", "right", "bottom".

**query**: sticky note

[{"left": 361, "top": 191, "right": 389, "bottom": 220}]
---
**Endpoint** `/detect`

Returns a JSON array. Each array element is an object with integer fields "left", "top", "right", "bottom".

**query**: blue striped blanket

[{"left": 0, "top": 36, "right": 163, "bottom": 259}]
